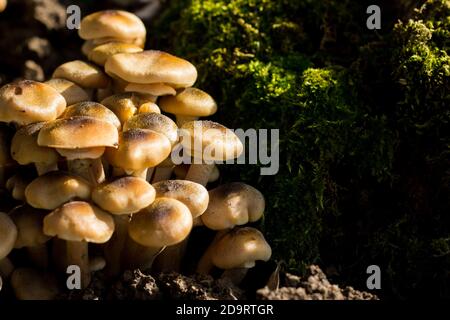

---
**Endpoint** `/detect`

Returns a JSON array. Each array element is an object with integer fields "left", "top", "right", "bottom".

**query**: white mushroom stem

[
  {"left": 104, "top": 215, "right": 129, "bottom": 277},
  {"left": 27, "top": 245, "right": 49, "bottom": 269},
  {"left": 151, "top": 166, "right": 174, "bottom": 182},
  {"left": 0, "top": 257, "right": 14, "bottom": 278},
  {"left": 220, "top": 267, "right": 250, "bottom": 285},
  {"left": 185, "top": 163, "right": 215, "bottom": 187},
  {"left": 175, "top": 115, "right": 198, "bottom": 127},
  {"left": 35, "top": 162, "right": 58, "bottom": 176},
  {"left": 68, "top": 158, "right": 105, "bottom": 185},
  {"left": 66, "top": 240, "right": 90, "bottom": 289}
]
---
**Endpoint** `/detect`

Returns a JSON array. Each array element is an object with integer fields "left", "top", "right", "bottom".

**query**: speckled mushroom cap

[
  {"left": 105, "top": 50, "right": 197, "bottom": 88},
  {"left": 9, "top": 205, "right": 50, "bottom": 249},
  {"left": 88, "top": 42, "right": 143, "bottom": 66},
  {"left": 201, "top": 182, "right": 265, "bottom": 230},
  {"left": 152, "top": 180, "right": 209, "bottom": 218},
  {"left": 0, "top": 212, "right": 18, "bottom": 259},
  {"left": 25, "top": 171, "right": 92, "bottom": 210},
  {"left": 128, "top": 197, "right": 193, "bottom": 247},
  {"left": 52, "top": 60, "right": 110, "bottom": 89},
  {"left": 44, "top": 78, "right": 91, "bottom": 105},
  {"left": 0, "top": 80, "right": 66, "bottom": 125},
  {"left": 105, "top": 129, "right": 171, "bottom": 172},
  {"left": 11, "top": 122, "right": 59, "bottom": 166},
  {"left": 37, "top": 116, "right": 119, "bottom": 149},
  {"left": 123, "top": 113, "right": 178, "bottom": 146},
  {"left": 180, "top": 120, "right": 243, "bottom": 162},
  {"left": 101, "top": 92, "right": 159, "bottom": 124},
  {"left": 92, "top": 176, "right": 156, "bottom": 215},
  {"left": 159, "top": 88, "right": 217, "bottom": 117},
  {"left": 61, "top": 101, "right": 121, "bottom": 130},
  {"left": 43, "top": 201, "right": 115, "bottom": 243},
  {"left": 210, "top": 227, "right": 272, "bottom": 269},
  {"left": 124, "top": 83, "right": 176, "bottom": 96},
  {"left": 79, "top": 10, "right": 146, "bottom": 42}
]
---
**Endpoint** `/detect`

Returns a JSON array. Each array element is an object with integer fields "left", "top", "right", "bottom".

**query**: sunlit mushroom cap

[
  {"left": 123, "top": 113, "right": 178, "bottom": 146},
  {"left": 53, "top": 60, "right": 110, "bottom": 89},
  {"left": 61, "top": 101, "right": 121, "bottom": 130},
  {"left": 159, "top": 88, "right": 217, "bottom": 117},
  {"left": 101, "top": 92, "right": 159, "bottom": 124},
  {"left": 45, "top": 78, "right": 91, "bottom": 105},
  {"left": 88, "top": 42, "right": 143, "bottom": 66}
]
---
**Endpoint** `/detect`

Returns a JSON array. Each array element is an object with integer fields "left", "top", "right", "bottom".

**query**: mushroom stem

[
  {"left": 146, "top": 167, "right": 155, "bottom": 181},
  {"left": 220, "top": 268, "right": 249, "bottom": 285},
  {"left": 0, "top": 257, "right": 14, "bottom": 278},
  {"left": 185, "top": 163, "right": 215, "bottom": 187},
  {"left": 27, "top": 245, "right": 49, "bottom": 269},
  {"left": 68, "top": 158, "right": 105, "bottom": 185},
  {"left": 152, "top": 239, "right": 188, "bottom": 273},
  {"left": 196, "top": 231, "right": 227, "bottom": 274},
  {"left": 151, "top": 166, "right": 174, "bottom": 182},
  {"left": 104, "top": 215, "right": 129, "bottom": 277},
  {"left": 112, "top": 167, "right": 126, "bottom": 177},
  {"left": 52, "top": 238, "right": 67, "bottom": 272},
  {"left": 125, "top": 168, "right": 148, "bottom": 180},
  {"left": 35, "top": 162, "right": 58, "bottom": 176},
  {"left": 123, "top": 237, "right": 163, "bottom": 270},
  {"left": 66, "top": 240, "right": 90, "bottom": 289},
  {"left": 175, "top": 115, "right": 198, "bottom": 127}
]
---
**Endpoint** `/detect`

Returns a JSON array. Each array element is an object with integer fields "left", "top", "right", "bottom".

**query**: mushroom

[
  {"left": 52, "top": 60, "right": 110, "bottom": 90},
  {"left": 180, "top": 120, "right": 243, "bottom": 186},
  {"left": 88, "top": 42, "right": 143, "bottom": 66},
  {"left": 126, "top": 197, "right": 193, "bottom": 270},
  {"left": 0, "top": 212, "right": 17, "bottom": 279},
  {"left": 10, "top": 205, "right": 51, "bottom": 269},
  {"left": 159, "top": 87, "right": 217, "bottom": 126},
  {"left": 124, "top": 82, "right": 176, "bottom": 96},
  {"left": 197, "top": 227, "right": 271, "bottom": 285},
  {"left": 0, "top": 0, "right": 6, "bottom": 13},
  {"left": 11, "top": 268, "right": 59, "bottom": 300},
  {"left": 45, "top": 78, "right": 92, "bottom": 105},
  {"left": 11, "top": 122, "right": 60, "bottom": 175},
  {"left": 43, "top": 201, "right": 115, "bottom": 289},
  {"left": 6, "top": 172, "right": 33, "bottom": 201},
  {"left": 151, "top": 157, "right": 176, "bottom": 182},
  {"left": 92, "top": 176, "right": 155, "bottom": 276},
  {"left": 138, "top": 101, "right": 160, "bottom": 114},
  {"left": 0, "top": 80, "right": 66, "bottom": 126}
]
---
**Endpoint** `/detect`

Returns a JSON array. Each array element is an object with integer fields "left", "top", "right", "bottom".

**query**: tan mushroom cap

[
  {"left": 105, "top": 50, "right": 197, "bottom": 88},
  {"left": 123, "top": 113, "right": 178, "bottom": 146},
  {"left": 129, "top": 197, "right": 193, "bottom": 247},
  {"left": 0, "top": 80, "right": 66, "bottom": 125},
  {"left": 89, "top": 42, "right": 143, "bottom": 66},
  {"left": 82, "top": 37, "right": 145, "bottom": 57},
  {"left": 45, "top": 78, "right": 91, "bottom": 105},
  {"left": 43, "top": 201, "right": 114, "bottom": 243},
  {"left": 211, "top": 227, "right": 272, "bottom": 269},
  {"left": 92, "top": 176, "right": 156, "bottom": 215},
  {"left": 10, "top": 205, "right": 50, "bottom": 249},
  {"left": 139, "top": 102, "right": 160, "bottom": 114},
  {"left": 52, "top": 60, "right": 110, "bottom": 89},
  {"left": 11, "top": 122, "right": 59, "bottom": 166},
  {"left": 125, "top": 83, "right": 176, "bottom": 96},
  {"left": 61, "top": 101, "right": 121, "bottom": 130},
  {"left": 159, "top": 88, "right": 217, "bottom": 117},
  {"left": 0, "top": 212, "right": 17, "bottom": 259},
  {"left": 11, "top": 268, "right": 59, "bottom": 300},
  {"left": 105, "top": 129, "right": 171, "bottom": 171},
  {"left": 6, "top": 173, "right": 32, "bottom": 201},
  {"left": 101, "top": 92, "right": 159, "bottom": 124},
  {"left": 180, "top": 121, "right": 243, "bottom": 162},
  {"left": 79, "top": 10, "right": 146, "bottom": 42},
  {"left": 201, "top": 183, "right": 265, "bottom": 230},
  {"left": 153, "top": 180, "right": 209, "bottom": 218},
  {"left": 0, "top": 0, "right": 6, "bottom": 12},
  {"left": 56, "top": 146, "right": 105, "bottom": 160},
  {"left": 25, "top": 171, "right": 91, "bottom": 210},
  {"left": 37, "top": 116, "right": 119, "bottom": 149}
]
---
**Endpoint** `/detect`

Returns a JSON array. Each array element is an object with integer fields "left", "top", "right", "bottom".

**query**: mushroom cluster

[{"left": 0, "top": 10, "right": 271, "bottom": 300}]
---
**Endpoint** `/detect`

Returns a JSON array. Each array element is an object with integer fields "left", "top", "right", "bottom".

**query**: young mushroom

[
  {"left": 52, "top": 60, "right": 110, "bottom": 92},
  {"left": 11, "top": 268, "right": 59, "bottom": 300},
  {"left": 43, "top": 201, "right": 115, "bottom": 289},
  {"left": 0, "top": 212, "right": 17, "bottom": 279}
]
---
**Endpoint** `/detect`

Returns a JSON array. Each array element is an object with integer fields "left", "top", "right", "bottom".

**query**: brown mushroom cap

[
  {"left": 152, "top": 180, "right": 209, "bottom": 218},
  {"left": 105, "top": 129, "right": 171, "bottom": 172},
  {"left": 92, "top": 176, "right": 156, "bottom": 215},
  {"left": 124, "top": 83, "right": 176, "bottom": 96},
  {"left": 25, "top": 171, "right": 91, "bottom": 210},
  {"left": 37, "top": 116, "right": 119, "bottom": 149},
  {"left": 0, "top": 80, "right": 66, "bottom": 125},
  {"left": 105, "top": 50, "right": 197, "bottom": 88},
  {"left": 138, "top": 102, "right": 160, "bottom": 114},
  {"left": 211, "top": 227, "right": 271, "bottom": 269},
  {"left": 159, "top": 88, "right": 217, "bottom": 117},
  {"left": 11, "top": 122, "right": 59, "bottom": 166},
  {"left": 52, "top": 60, "right": 110, "bottom": 89},
  {"left": 44, "top": 78, "right": 91, "bottom": 105},
  {"left": 10, "top": 205, "right": 50, "bottom": 249},
  {"left": 101, "top": 92, "right": 159, "bottom": 124},
  {"left": 79, "top": 10, "right": 146, "bottom": 42},
  {"left": 61, "top": 101, "right": 121, "bottom": 130},
  {"left": 11, "top": 268, "right": 59, "bottom": 300},
  {"left": 128, "top": 197, "right": 192, "bottom": 247},
  {"left": 43, "top": 201, "right": 114, "bottom": 243},
  {"left": 0, "top": 0, "right": 6, "bottom": 12},
  {"left": 201, "top": 182, "right": 265, "bottom": 230},
  {"left": 123, "top": 113, "right": 178, "bottom": 146},
  {"left": 88, "top": 42, "right": 143, "bottom": 66},
  {"left": 180, "top": 120, "right": 243, "bottom": 162},
  {"left": 0, "top": 211, "right": 17, "bottom": 259}
]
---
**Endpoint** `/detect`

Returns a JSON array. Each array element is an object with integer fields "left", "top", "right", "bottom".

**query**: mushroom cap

[
  {"left": 159, "top": 88, "right": 217, "bottom": 117},
  {"left": 43, "top": 201, "right": 114, "bottom": 243},
  {"left": 105, "top": 129, "right": 171, "bottom": 171},
  {"left": 152, "top": 180, "right": 209, "bottom": 218},
  {"left": 128, "top": 197, "right": 192, "bottom": 247},
  {"left": 56, "top": 146, "right": 105, "bottom": 160},
  {"left": 0, "top": 80, "right": 66, "bottom": 125},
  {"left": 123, "top": 113, "right": 178, "bottom": 146},
  {"left": 6, "top": 173, "right": 33, "bottom": 201},
  {"left": 11, "top": 122, "right": 59, "bottom": 166},
  {"left": 180, "top": 121, "right": 243, "bottom": 162},
  {"left": 0, "top": 212, "right": 17, "bottom": 259},
  {"left": 105, "top": 50, "right": 197, "bottom": 88},
  {"left": 101, "top": 92, "right": 158, "bottom": 124},
  {"left": 25, "top": 171, "right": 92, "bottom": 210},
  {"left": 44, "top": 78, "right": 91, "bottom": 105},
  {"left": 124, "top": 82, "right": 176, "bottom": 96},
  {"left": 0, "top": 0, "right": 6, "bottom": 12},
  {"left": 79, "top": 10, "right": 146, "bottom": 42},
  {"left": 82, "top": 37, "right": 145, "bottom": 57},
  {"left": 211, "top": 227, "right": 272, "bottom": 269},
  {"left": 52, "top": 60, "right": 110, "bottom": 89},
  {"left": 201, "top": 182, "right": 265, "bottom": 230},
  {"left": 61, "top": 101, "right": 121, "bottom": 130},
  {"left": 37, "top": 116, "right": 119, "bottom": 149},
  {"left": 92, "top": 176, "right": 156, "bottom": 215},
  {"left": 88, "top": 42, "right": 143, "bottom": 66},
  {"left": 11, "top": 268, "right": 59, "bottom": 300},
  {"left": 10, "top": 205, "right": 50, "bottom": 248},
  {"left": 138, "top": 102, "right": 160, "bottom": 114}
]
